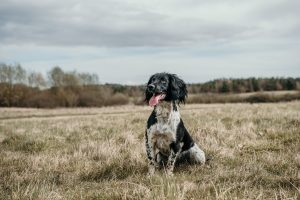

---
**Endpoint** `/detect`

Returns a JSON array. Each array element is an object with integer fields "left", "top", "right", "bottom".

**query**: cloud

[
  {"left": 0, "top": 0, "right": 299, "bottom": 83},
  {"left": 2, "top": 0, "right": 298, "bottom": 47}
]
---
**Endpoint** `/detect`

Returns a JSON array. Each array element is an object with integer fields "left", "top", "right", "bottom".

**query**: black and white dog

[{"left": 145, "top": 72, "right": 205, "bottom": 176}]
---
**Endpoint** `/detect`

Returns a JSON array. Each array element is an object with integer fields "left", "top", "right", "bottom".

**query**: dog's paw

[
  {"left": 147, "top": 170, "right": 156, "bottom": 178},
  {"left": 147, "top": 165, "right": 156, "bottom": 177},
  {"left": 166, "top": 170, "right": 174, "bottom": 177}
]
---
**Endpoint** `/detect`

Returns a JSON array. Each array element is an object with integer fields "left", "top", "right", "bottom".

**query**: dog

[{"left": 145, "top": 72, "right": 206, "bottom": 176}]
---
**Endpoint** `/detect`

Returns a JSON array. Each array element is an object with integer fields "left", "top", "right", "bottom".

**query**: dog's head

[{"left": 145, "top": 73, "right": 187, "bottom": 107}]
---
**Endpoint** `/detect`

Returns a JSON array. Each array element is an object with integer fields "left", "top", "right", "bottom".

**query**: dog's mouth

[{"left": 149, "top": 93, "right": 166, "bottom": 107}]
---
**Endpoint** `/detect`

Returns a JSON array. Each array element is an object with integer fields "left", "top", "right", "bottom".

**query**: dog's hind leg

[
  {"left": 190, "top": 144, "right": 206, "bottom": 164},
  {"left": 180, "top": 144, "right": 206, "bottom": 165}
]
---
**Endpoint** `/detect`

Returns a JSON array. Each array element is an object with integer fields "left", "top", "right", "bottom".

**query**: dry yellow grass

[{"left": 0, "top": 102, "right": 299, "bottom": 199}]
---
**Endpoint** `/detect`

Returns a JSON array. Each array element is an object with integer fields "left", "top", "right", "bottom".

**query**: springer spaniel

[{"left": 145, "top": 72, "right": 206, "bottom": 176}]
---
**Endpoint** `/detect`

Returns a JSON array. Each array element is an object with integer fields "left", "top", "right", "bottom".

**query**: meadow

[{"left": 0, "top": 102, "right": 299, "bottom": 199}]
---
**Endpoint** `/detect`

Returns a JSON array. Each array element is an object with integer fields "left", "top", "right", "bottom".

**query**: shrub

[
  {"left": 108, "top": 93, "right": 129, "bottom": 106},
  {"left": 23, "top": 90, "right": 61, "bottom": 108},
  {"left": 246, "top": 93, "right": 272, "bottom": 103}
]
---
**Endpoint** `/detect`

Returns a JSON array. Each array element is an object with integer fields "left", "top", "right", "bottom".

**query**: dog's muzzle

[{"left": 147, "top": 84, "right": 155, "bottom": 93}]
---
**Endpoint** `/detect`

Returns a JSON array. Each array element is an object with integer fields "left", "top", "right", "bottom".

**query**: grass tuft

[{"left": 2, "top": 135, "right": 46, "bottom": 153}]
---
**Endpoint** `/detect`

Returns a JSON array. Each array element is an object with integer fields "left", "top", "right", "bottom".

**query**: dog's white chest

[
  {"left": 148, "top": 103, "right": 180, "bottom": 155},
  {"left": 151, "top": 124, "right": 175, "bottom": 155}
]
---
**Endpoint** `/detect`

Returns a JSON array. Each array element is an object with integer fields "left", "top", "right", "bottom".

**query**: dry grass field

[{"left": 0, "top": 102, "right": 299, "bottom": 199}]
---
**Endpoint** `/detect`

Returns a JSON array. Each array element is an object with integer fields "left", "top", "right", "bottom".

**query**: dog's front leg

[
  {"left": 145, "top": 130, "right": 158, "bottom": 177},
  {"left": 147, "top": 146, "right": 157, "bottom": 177},
  {"left": 166, "top": 142, "right": 181, "bottom": 176}
]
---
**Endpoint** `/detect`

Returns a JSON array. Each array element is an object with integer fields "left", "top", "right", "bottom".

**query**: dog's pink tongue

[{"left": 149, "top": 94, "right": 164, "bottom": 107}]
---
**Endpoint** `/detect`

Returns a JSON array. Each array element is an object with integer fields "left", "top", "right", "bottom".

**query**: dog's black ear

[
  {"left": 145, "top": 75, "right": 154, "bottom": 102},
  {"left": 169, "top": 74, "right": 187, "bottom": 104}
]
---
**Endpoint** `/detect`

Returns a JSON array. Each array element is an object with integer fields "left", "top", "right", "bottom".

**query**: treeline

[
  {"left": 0, "top": 63, "right": 143, "bottom": 107},
  {"left": 188, "top": 78, "right": 300, "bottom": 93},
  {"left": 0, "top": 63, "right": 299, "bottom": 108},
  {"left": 0, "top": 63, "right": 99, "bottom": 88}
]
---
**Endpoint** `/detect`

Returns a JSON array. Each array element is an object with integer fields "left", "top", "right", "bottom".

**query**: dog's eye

[{"left": 161, "top": 80, "right": 167, "bottom": 84}]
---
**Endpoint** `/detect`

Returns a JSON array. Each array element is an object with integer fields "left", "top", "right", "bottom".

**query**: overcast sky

[{"left": 0, "top": 0, "right": 299, "bottom": 84}]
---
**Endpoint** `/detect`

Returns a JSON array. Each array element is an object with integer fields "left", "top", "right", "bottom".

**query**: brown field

[{"left": 0, "top": 102, "right": 300, "bottom": 199}]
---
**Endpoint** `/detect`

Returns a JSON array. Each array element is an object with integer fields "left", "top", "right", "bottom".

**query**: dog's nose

[{"left": 148, "top": 84, "right": 155, "bottom": 92}]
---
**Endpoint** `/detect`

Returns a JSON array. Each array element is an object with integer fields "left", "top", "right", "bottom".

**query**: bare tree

[
  {"left": 78, "top": 73, "right": 99, "bottom": 85},
  {"left": 0, "top": 63, "right": 27, "bottom": 106},
  {"left": 0, "top": 63, "right": 14, "bottom": 84},
  {"left": 63, "top": 72, "right": 80, "bottom": 87},
  {"left": 48, "top": 66, "right": 64, "bottom": 87},
  {"left": 28, "top": 72, "right": 47, "bottom": 88},
  {"left": 15, "top": 64, "right": 27, "bottom": 84}
]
